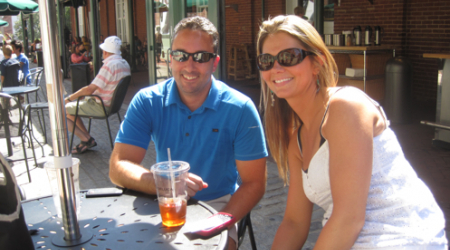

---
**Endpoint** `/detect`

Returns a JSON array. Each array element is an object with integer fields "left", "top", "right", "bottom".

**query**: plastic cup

[
  {"left": 44, "top": 158, "right": 81, "bottom": 218},
  {"left": 151, "top": 161, "right": 190, "bottom": 227}
]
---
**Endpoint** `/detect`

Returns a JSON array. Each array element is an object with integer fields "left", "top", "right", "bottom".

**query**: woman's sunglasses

[
  {"left": 257, "top": 48, "right": 313, "bottom": 71},
  {"left": 171, "top": 50, "right": 217, "bottom": 63}
]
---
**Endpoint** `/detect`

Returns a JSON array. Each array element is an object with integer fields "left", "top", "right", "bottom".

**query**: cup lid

[{"left": 151, "top": 161, "right": 190, "bottom": 173}]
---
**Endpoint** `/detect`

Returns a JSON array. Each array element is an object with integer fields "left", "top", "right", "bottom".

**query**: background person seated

[
  {"left": 81, "top": 36, "right": 91, "bottom": 56},
  {"left": 71, "top": 43, "right": 91, "bottom": 64},
  {"left": 0, "top": 45, "right": 20, "bottom": 87},
  {"left": 64, "top": 36, "right": 131, "bottom": 154}
]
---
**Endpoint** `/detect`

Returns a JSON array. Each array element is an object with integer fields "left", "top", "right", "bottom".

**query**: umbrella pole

[{"left": 37, "top": 0, "right": 92, "bottom": 246}]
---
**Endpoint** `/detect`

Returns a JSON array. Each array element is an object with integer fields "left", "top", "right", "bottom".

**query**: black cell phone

[
  {"left": 188, "top": 212, "right": 235, "bottom": 237},
  {"left": 85, "top": 187, "right": 123, "bottom": 198}
]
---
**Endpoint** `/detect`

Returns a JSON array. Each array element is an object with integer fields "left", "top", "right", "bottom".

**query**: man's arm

[
  {"left": 109, "top": 142, "right": 157, "bottom": 194},
  {"left": 65, "top": 84, "right": 98, "bottom": 103},
  {"left": 110, "top": 142, "right": 209, "bottom": 196},
  {"left": 220, "top": 158, "right": 267, "bottom": 223}
]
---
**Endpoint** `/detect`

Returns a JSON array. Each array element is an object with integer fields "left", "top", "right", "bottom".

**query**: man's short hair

[
  {"left": 2, "top": 45, "right": 12, "bottom": 57},
  {"left": 172, "top": 16, "right": 219, "bottom": 54},
  {"left": 11, "top": 40, "right": 23, "bottom": 52}
]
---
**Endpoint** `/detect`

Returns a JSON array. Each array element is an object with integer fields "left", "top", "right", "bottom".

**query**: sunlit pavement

[{"left": 4, "top": 62, "right": 449, "bottom": 249}]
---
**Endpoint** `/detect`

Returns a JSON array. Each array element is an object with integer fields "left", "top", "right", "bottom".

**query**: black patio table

[
  {"left": 22, "top": 189, "right": 228, "bottom": 250},
  {"left": 0, "top": 86, "right": 40, "bottom": 156},
  {"left": 2, "top": 86, "right": 40, "bottom": 97}
]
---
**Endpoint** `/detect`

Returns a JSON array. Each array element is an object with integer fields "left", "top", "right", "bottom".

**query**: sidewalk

[
  {"left": 3, "top": 64, "right": 449, "bottom": 249},
  {"left": 1, "top": 66, "right": 323, "bottom": 250}
]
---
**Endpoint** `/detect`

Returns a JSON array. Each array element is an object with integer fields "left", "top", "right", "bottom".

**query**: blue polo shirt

[
  {"left": 116, "top": 77, "right": 268, "bottom": 201},
  {"left": 17, "top": 53, "right": 31, "bottom": 85}
]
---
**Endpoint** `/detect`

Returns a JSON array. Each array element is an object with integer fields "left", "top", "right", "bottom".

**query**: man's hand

[{"left": 186, "top": 173, "right": 208, "bottom": 199}]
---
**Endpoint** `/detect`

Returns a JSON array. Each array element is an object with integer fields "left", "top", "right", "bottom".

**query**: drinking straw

[{"left": 167, "top": 148, "right": 176, "bottom": 199}]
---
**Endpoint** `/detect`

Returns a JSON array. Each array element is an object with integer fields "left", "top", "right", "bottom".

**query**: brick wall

[
  {"left": 133, "top": 0, "right": 148, "bottom": 43},
  {"left": 98, "top": 0, "right": 148, "bottom": 43},
  {"left": 99, "top": 0, "right": 116, "bottom": 38},
  {"left": 334, "top": 0, "right": 450, "bottom": 101}
]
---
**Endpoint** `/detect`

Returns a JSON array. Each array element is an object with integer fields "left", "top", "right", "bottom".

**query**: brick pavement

[{"left": 3, "top": 65, "right": 449, "bottom": 249}]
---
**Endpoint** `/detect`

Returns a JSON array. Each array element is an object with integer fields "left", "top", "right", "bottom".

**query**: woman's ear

[{"left": 312, "top": 54, "right": 325, "bottom": 75}]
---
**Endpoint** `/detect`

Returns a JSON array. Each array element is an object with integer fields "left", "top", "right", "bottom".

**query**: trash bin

[
  {"left": 384, "top": 57, "right": 413, "bottom": 124},
  {"left": 36, "top": 51, "right": 44, "bottom": 67},
  {"left": 70, "top": 63, "right": 91, "bottom": 93}
]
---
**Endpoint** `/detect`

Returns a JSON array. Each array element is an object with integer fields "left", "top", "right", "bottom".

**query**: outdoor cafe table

[
  {"left": 22, "top": 189, "right": 228, "bottom": 250},
  {"left": 0, "top": 86, "right": 40, "bottom": 156}
]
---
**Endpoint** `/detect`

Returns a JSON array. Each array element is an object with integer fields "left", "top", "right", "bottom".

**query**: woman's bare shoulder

[{"left": 323, "top": 87, "right": 380, "bottom": 137}]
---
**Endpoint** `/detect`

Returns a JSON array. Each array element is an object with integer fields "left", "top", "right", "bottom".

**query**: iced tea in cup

[{"left": 151, "top": 161, "right": 190, "bottom": 227}]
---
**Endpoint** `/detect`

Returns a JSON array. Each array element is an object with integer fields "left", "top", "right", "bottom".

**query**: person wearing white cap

[{"left": 64, "top": 36, "right": 131, "bottom": 154}]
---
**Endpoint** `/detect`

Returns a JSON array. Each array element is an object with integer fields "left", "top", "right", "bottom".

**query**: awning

[{"left": 0, "top": 0, "right": 39, "bottom": 15}]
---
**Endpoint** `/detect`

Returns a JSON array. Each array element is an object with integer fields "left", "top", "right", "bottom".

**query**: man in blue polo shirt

[
  {"left": 110, "top": 16, "right": 267, "bottom": 250},
  {"left": 11, "top": 40, "right": 31, "bottom": 85}
]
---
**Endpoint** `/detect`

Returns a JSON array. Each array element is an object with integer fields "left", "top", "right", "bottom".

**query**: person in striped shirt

[{"left": 65, "top": 36, "right": 130, "bottom": 154}]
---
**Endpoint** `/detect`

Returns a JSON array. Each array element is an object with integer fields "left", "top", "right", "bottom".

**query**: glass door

[
  {"left": 116, "top": 0, "right": 130, "bottom": 45},
  {"left": 148, "top": 0, "right": 220, "bottom": 84},
  {"left": 154, "top": 0, "right": 171, "bottom": 83}
]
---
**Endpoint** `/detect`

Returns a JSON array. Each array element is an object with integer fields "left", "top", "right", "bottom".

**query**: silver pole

[{"left": 37, "top": 0, "right": 81, "bottom": 241}]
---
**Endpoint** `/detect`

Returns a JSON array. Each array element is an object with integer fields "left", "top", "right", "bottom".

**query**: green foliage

[{"left": 13, "top": 13, "right": 41, "bottom": 43}]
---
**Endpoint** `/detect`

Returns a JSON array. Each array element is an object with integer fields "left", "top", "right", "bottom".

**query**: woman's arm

[
  {"left": 271, "top": 131, "right": 314, "bottom": 250},
  {"left": 71, "top": 53, "right": 82, "bottom": 64},
  {"left": 313, "top": 91, "right": 383, "bottom": 250}
]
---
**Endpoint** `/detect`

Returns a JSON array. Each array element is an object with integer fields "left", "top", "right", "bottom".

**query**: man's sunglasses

[
  {"left": 256, "top": 48, "right": 314, "bottom": 71},
  {"left": 171, "top": 50, "right": 217, "bottom": 63}
]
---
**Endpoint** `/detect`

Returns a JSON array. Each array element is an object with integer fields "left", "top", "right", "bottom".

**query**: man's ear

[{"left": 212, "top": 55, "right": 220, "bottom": 72}]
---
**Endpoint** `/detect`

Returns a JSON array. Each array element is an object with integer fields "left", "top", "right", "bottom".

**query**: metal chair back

[
  {"left": 69, "top": 75, "right": 132, "bottom": 150},
  {"left": 28, "top": 67, "right": 45, "bottom": 101},
  {"left": 0, "top": 93, "right": 37, "bottom": 183},
  {"left": 28, "top": 67, "right": 49, "bottom": 145},
  {"left": 108, "top": 75, "right": 132, "bottom": 116}
]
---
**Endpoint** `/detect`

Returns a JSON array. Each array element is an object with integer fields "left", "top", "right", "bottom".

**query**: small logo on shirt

[{"left": 212, "top": 129, "right": 219, "bottom": 132}]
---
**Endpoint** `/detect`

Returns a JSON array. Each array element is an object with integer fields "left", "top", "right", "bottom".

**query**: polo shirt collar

[{"left": 166, "top": 77, "right": 222, "bottom": 112}]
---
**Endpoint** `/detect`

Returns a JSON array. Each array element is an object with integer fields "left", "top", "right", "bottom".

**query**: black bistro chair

[
  {"left": 27, "top": 67, "right": 48, "bottom": 144},
  {"left": 237, "top": 175, "right": 257, "bottom": 250},
  {"left": 69, "top": 75, "right": 131, "bottom": 150},
  {"left": 0, "top": 93, "right": 38, "bottom": 183}
]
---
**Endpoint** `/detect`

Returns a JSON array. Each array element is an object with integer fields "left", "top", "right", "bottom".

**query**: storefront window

[{"left": 186, "top": 0, "right": 208, "bottom": 18}]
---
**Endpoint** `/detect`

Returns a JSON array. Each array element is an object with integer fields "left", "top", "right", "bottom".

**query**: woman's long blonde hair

[{"left": 257, "top": 15, "right": 338, "bottom": 184}]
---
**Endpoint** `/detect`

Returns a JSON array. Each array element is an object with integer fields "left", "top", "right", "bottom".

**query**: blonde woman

[{"left": 257, "top": 15, "right": 447, "bottom": 249}]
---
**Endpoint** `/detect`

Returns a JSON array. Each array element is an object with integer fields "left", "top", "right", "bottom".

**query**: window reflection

[{"left": 186, "top": 0, "right": 208, "bottom": 18}]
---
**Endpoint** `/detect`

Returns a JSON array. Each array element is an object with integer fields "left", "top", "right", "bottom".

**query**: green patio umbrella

[
  {"left": 0, "top": 0, "right": 39, "bottom": 16},
  {"left": 0, "top": 19, "right": 8, "bottom": 27}
]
